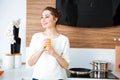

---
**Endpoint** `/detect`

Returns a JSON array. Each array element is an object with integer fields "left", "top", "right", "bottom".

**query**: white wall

[
  {"left": 0, "top": 0, "right": 26, "bottom": 61},
  {"left": 69, "top": 48, "right": 116, "bottom": 71}
]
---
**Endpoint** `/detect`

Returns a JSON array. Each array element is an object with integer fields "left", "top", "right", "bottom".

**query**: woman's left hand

[{"left": 44, "top": 47, "right": 57, "bottom": 56}]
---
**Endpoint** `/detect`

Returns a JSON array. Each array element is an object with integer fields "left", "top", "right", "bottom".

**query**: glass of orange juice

[{"left": 45, "top": 38, "right": 51, "bottom": 50}]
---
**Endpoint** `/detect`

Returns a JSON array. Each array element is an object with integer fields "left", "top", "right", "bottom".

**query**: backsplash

[{"left": 69, "top": 48, "right": 115, "bottom": 71}]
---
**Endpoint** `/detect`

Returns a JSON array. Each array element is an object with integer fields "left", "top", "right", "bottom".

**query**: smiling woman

[{"left": 27, "top": 6, "right": 70, "bottom": 80}]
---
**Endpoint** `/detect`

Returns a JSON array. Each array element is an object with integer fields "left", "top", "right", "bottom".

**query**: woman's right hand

[{"left": 28, "top": 38, "right": 51, "bottom": 66}]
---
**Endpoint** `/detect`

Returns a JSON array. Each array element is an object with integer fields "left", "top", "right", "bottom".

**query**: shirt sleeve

[
  {"left": 26, "top": 34, "right": 37, "bottom": 65},
  {"left": 61, "top": 37, "right": 70, "bottom": 65},
  {"left": 29, "top": 34, "right": 38, "bottom": 55}
]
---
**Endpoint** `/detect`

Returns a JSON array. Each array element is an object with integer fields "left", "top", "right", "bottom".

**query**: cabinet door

[
  {"left": 115, "top": 46, "right": 120, "bottom": 72},
  {"left": 77, "top": 0, "right": 113, "bottom": 27}
]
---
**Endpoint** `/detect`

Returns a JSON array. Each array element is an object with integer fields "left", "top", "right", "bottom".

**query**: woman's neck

[{"left": 43, "top": 28, "right": 59, "bottom": 38}]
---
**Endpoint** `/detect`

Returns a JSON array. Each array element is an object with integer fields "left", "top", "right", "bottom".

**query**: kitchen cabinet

[
  {"left": 115, "top": 46, "right": 120, "bottom": 72},
  {"left": 76, "top": 0, "right": 113, "bottom": 27}
]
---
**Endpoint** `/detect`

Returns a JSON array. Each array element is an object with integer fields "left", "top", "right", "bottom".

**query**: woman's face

[{"left": 40, "top": 10, "right": 57, "bottom": 28}]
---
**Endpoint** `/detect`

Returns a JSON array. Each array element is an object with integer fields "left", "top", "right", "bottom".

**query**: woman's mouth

[{"left": 42, "top": 22, "right": 48, "bottom": 26}]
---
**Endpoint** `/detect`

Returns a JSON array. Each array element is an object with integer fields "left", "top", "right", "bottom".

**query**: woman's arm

[
  {"left": 28, "top": 48, "right": 44, "bottom": 66},
  {"left": 47, "top": 39, "right": 70, "bottom": 69},
  {"left": 53, "top": 53, "right": 69, "bottom": 69},
  {"left": 28, "top": 38, "right": 49, "bottom": 66},
  {"left": 45, "top": 48, "right": 69, "bottom": 69}
]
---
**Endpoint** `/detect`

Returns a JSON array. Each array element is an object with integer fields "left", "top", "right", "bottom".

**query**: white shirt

[{"left": 28, "top": 32, "right": 70, "bottom": 80}]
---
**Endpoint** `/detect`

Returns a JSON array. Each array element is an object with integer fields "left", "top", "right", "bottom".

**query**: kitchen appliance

[
  {"left": 69, "top": 68, "right": 91, "bottom": 76},
  {"left": 67, "top": 68, "right": 119, "bottom": 80},
  {"left": 90, "top": 60, "right": 110, "bottom": 72}
]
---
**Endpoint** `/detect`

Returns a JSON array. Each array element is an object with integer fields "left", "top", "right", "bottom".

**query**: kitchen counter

[
  {"left": 0, "top": 67, "right": 33, "bottom": 80},
  {"left": 112, "top": 72, "right": 120, "bottom": 79},
  {"left": 0, "top": 66, "right": 120, "bottom": 80}
]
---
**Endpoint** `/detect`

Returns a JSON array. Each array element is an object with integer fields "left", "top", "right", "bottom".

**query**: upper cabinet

[{"left": 56, "top": 0, "right": 117, "bottom": 27}]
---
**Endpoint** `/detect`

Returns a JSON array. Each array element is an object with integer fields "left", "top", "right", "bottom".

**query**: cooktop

[{"left": 66, "top": 70, "right": 119, "bottom": 79}]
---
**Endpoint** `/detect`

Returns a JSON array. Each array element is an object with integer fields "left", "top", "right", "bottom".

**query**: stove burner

[
  {"left": 70, "top": 73, "right": 90, "bottom": 78},
  {"left": 90, "top": 71, "right": 108, "bottom": 78},
  {"left": 68, "top": 70, "right": 119, "bottom": 79}
]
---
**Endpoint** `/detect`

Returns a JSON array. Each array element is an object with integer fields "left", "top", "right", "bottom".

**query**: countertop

[
  {"left": 112, "top": 72, "right": 120, "bottom": 79},
  {"left": 0, "top": 66, "right": 33, "bottom": 80},
  {"left": 0, "top": 66, "right": 120, "bottom": 80}
]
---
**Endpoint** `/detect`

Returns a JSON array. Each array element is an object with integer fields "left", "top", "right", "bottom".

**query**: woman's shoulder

[{"left": 59, "top": 34, "right": 69, "bottom": 41}]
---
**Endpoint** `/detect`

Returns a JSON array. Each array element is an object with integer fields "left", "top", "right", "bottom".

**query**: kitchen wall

[
  {"left": 69, "top": 48, "right": 115, "bottom": 71},
  {"left": 26, "top": 0, "right": 120, "bottom": 49},
  {"left": 0, "top": 0, "right": 117, "bottom": 71},
  {"left": 0, "top": 0, "right": 26, "bottom": 61}
]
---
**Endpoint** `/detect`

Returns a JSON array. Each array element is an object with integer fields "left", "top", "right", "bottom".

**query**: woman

[{"left": 27, "top": 6, "right": 70, "bottom": 80}]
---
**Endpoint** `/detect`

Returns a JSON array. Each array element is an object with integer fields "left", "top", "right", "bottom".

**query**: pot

[
  {"left": 69, "top": 68, "right": 91, "bottom": 76},
  {"left": 90, "top": 71, "right": 108, "bottom": 78},
  {"left": 90, "top": 60, "right": 110, "bottom": 72}
]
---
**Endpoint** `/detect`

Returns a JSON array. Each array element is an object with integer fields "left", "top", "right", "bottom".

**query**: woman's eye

[
  {"left": 41, "top": 16, "right": 43, "bottom": 19},
  {"left": 45, "top": 16, "right": 49, "bottom": 18},
  {"left": 40, "top": 15, "right": 50, "bottom": 19}
]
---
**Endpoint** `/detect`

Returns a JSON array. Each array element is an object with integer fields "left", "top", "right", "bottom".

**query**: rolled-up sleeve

[
  {"left": 62, "top": 38, "right": 70, "bottom": 64},
  {"left": 26, "top": 34, "right": 37, "bottom": 65}
]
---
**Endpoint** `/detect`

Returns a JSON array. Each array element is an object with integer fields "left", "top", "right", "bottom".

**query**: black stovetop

[{"left": 66, "top": 70, "right": 119, "bottom": 79}]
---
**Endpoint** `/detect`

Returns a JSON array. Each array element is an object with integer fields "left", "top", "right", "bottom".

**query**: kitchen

[{"left": 0, "top": 0, "right": 120, "bottom": 80}]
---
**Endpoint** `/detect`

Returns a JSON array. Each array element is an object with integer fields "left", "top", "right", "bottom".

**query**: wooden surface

[
  {"left": 115, "top": 46, "right": 120, "bottom": 72},
  {"left": 26, "top": 0, "right": 120, "bottom": 48}
]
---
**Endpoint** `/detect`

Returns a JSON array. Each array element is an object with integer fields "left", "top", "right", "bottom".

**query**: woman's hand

[
  {"left": 41, "top": 38, "right": 51, "bottom": 51},
  {"left": 28, "top": 38, "right": 53, "bottom": 66},
  {"left": 43, "top": 38, "right": 69, "bottom": 69},
  {"left": 45, "top": 47, "right": 69, "bottom": 69},
  {"left": 42, "top": 38, "right": 57, "bottom": 56},
  {"left": 42, "top": 38, "right": 57, "bottom": 55},
  {"left": 44, "top": 46, "right": 56, "bottom": 56}
]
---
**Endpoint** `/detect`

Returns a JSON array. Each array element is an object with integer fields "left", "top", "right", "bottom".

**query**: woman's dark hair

[{"left": 43, "top": 6, "right": 61, "bottom": 24}]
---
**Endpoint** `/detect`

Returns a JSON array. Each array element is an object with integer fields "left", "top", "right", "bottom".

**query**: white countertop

[
  {"left": 0, "top": 66, "right": 120, "bottom": 80},
  {"left": 112, "top": 71, "right": 120, "bottom": 79},
  {"left": 0, "top": 67, "right": 33, "bottom": 80}
]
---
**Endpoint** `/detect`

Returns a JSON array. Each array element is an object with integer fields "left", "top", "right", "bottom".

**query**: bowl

[{"left": 0, "top": 70, "right": 4, "bottom": 76}]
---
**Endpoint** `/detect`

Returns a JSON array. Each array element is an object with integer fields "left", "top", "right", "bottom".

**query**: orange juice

[{"left": 45, "top": 38, "right": 51, "bottom": 50}]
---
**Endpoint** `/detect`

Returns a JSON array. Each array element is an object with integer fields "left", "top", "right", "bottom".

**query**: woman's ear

[{"left": 54, "top": 17, "right": 58, "bottom": 23}]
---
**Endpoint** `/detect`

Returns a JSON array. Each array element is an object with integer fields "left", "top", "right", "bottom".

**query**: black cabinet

[
  {"left": 77, "top": 0, "right": 113, "bottom": 27},
  {"left": 56, "top": 0, "right": 113, "bottom": 27}
]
